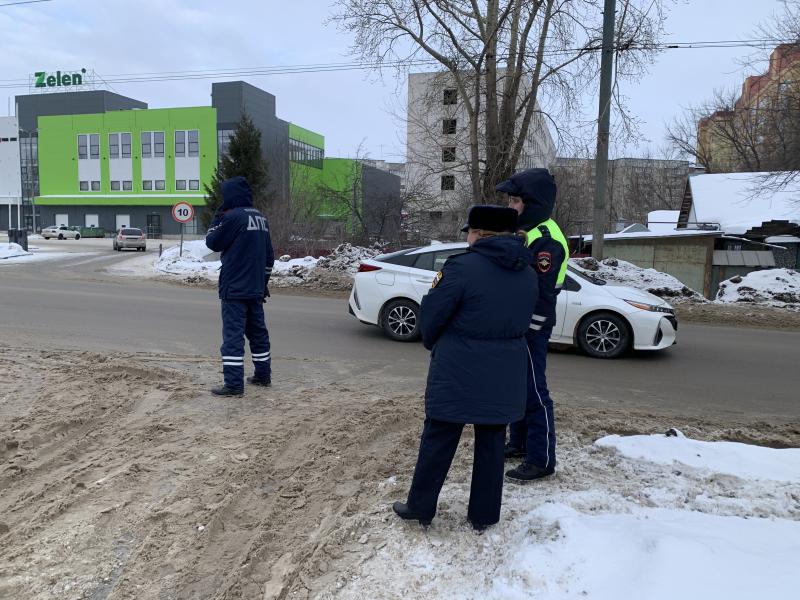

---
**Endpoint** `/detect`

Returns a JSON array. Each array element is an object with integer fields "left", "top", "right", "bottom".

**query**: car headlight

[{"left": 624, "top": 299, "right": 674, "bottom": 314}]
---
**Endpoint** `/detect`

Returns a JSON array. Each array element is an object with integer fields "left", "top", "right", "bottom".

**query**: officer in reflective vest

[{"left": 495, "top": 168, "right": 569, "bottom": 482}]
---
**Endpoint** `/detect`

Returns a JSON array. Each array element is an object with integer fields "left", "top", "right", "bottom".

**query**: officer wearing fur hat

[
  {"left": 392, "top": 205, "right": 538, "bottom": 530},
  {"left": 495, "top": 168, "right": 569, "bottom": 482}
]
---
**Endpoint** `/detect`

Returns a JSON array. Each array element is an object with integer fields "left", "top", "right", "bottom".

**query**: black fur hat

[{"left": 460, "top": 205, "right": 519, "bottom": 233}]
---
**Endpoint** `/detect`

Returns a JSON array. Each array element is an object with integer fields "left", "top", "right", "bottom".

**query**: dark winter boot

[
  {"left": 504, "top": 443, "right": 526, "bottom": 459},
  {"left": 468, "top": 519, "right": 491, "bottom": 533},
  {"left": 211, "top": 385, "right": 244, "bottom": 397},
  {"left": 247, "top": 376, "right": 271, "bottom": 387},
  {"left": 505, "top": 462, "right": 555, "bottom": 482},
  {"left": 392, "top": 502, "right": 432, "bottom": 526}
]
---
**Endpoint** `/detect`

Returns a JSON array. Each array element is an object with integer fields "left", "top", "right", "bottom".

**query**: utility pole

[{"left": 592, "top": 0, "right": 616, "bottom": 260}]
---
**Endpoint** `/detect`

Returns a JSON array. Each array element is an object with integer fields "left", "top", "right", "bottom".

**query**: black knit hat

[{"left": 460, "top": 205, "right": 519, "bottom": 233}]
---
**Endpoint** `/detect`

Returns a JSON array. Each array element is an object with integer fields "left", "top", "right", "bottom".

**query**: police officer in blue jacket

[
  {"left": 495, "top": 169, "right": 569, "bottom": 482},
  {"left": 205, "top": 176, "right": 275, "bottom": 396},
  {"left": 393, "top": 206, "right": 538, "bottom": 530}
]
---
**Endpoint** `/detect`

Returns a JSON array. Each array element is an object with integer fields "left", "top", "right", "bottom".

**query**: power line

[
  {"left": 0, "top": 38, "right": 795, "bottom": 90},
  {"left": 0, "top": 0, "right": 55, "bottom": 7}
]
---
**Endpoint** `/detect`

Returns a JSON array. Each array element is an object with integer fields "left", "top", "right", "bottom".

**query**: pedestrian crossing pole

[{"left": 592, "top": 0, "right": 616, "bottom": 260}]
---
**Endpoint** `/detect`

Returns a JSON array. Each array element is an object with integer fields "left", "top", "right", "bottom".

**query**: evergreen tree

[{"left": 202, "top": 114, "right": 274, "bottom": 228}]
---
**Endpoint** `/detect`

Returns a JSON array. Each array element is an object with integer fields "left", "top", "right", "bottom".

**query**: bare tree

[{"left": 331, "top": 0, "right": 669, "bottom": 201}]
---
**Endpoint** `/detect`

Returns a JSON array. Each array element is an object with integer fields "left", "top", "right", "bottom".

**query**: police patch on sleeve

[
  {"left": 536, "top": 251, "right": 552, "bottom": 273},
  {"left": 431, "top": 271, "right": 443, "bottom": 288}
]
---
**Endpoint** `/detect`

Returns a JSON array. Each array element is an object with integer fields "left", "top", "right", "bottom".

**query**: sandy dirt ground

[{"left": 2, "top": 346, "right": 798, "bottom": 600}]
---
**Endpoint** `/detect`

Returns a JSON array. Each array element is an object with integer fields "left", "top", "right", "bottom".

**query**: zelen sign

[{"left": 34, "top": 68, "right": 88, "bottom": 89}]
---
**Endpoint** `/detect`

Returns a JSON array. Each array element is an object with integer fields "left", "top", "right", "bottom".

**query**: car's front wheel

[
  {"left": 577, "top": 312, "right": 630, "bottom": 359},
  {"left": 74, "top": 233, "right": 80, "bottom": 240},
  {"left": 57, "top": 234, "right": 64, "bottom": 240},
  {"left": 381, "top": 299, "right": 420, "bottom": 342}
]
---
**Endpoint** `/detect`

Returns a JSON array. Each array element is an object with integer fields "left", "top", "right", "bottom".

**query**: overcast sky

[{"left": 0, "top": 0, "right": 786, "bottom": 161}]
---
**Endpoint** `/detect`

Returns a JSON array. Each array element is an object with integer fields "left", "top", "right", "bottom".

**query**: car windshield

[
  {"left": 122, "top": 229, "right": 141, "bottom": 235},
  {"left": 568, "top": 265, "right": 606, "bottom": 285}
]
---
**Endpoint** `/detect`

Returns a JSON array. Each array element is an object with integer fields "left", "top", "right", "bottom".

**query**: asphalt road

[{"left": 2, "top": 244, "right": 799, "bottom": 421}]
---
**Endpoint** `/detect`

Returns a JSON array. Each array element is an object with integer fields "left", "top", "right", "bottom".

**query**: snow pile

[
  {"left": 716, "top": 268, "right": 800, "bottom": 308},
  {"left": 597, "top": 432, "right": 800, "bottom": 483},
  {"left": 146, "top": 240, "right": 381, "bottom": 290},
  {"left": 154, "top": 240, "right": 220, "bottom": 279},
  {"left": 270, "top": 256, "right": 320, "bottom": 286},
  {"left": 315, "top": 243, "right": 384, "bottom": 275},
  {"left": 0, "top": 243, "right": 32, "bottom": 260},
  {"left": 571, "top": 257, "right": 705, "bottom": 301},
  {"left": 326, "top": 433, "right": 800, "bottom": 599}
]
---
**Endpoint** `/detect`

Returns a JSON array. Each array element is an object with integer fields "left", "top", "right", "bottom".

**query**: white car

[
  {"left": 348, "top": 242, "right": 678, "bottom": 359},
  {"left": 41, "top": 225, "right": 80, "bottom": 240}
]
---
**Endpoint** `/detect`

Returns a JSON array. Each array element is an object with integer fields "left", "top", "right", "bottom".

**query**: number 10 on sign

[{"left": 171, "top": 202, "right": 195, "bottom": 257}]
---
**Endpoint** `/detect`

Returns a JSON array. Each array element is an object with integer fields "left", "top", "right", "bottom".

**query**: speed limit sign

[{"left": 171, "top": 202, "right": 195, "bottom": 223}]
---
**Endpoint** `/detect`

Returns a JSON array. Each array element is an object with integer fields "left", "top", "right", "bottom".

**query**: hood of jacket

[
  {"left": 221, "top": 176, "right": 254, "bottom": 210},
  {"left": 496, "top": 168, "right": 556, "bottom": 229},
  {"left": 470, "top": 234, "right": 530, "bottom": 271}
]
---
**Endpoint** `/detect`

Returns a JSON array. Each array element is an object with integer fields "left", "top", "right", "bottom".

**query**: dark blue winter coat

[
  {"left": 205, "top": 177, "right": 275, "bottom": 300},
  {"left": 420, "top": 235, "right": 539, "bottom": 424}
]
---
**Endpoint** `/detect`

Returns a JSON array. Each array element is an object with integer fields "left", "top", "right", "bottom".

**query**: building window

[
  {"left": 121, "top": 133, "right": 131, "bottom": 158},
  {"left": 442, "top": 119, "right": 457, "bottom": 135},
  {"left": 218, "top": 129, "right": 234, "bottom": 158},
  {"left": 91, "top": 181, "right": 100, "bottom": 191},
  {"left": 188, "top": 130, "right": 199, "bottom": 157},
  {"left": 141, "top": 132, "right": 152, "bottom": 158},
  {"left": 288, "top": 137, "right": 324, "bottom": 169},
  {"left": 109, "top": 133, "right": 119, "bottom": 159},
  {"left": 79, "top": 180, "right": 89, "bottom": 191},
  {"left": 443, "top": 89, "right": 457, "bottom": 105},
  {"left": 123, "top": 180, "right": 132, "bottom": 191},
  {"left": 189, "top": 179, "right": 199, "bottom": 190},
  {"left": 442, "top": 146, "right": 456, "bottom": 162},
  {"left": 175, "top": 130, "right": 186, "bottom": 157},
  {"left": 89, "top": 134, "right": 100, "bottom": 159},
  {"left": 176, "top": 179, "right": 187, "bottom": 190},
  {"left": 111, "top": 181, "right": 121, "bottom": 191},
  {"left": 154, "top": 132, "right": 164, "bottom": 157},
  {"left": 155, "top": 179, "right": 165, "bottom": 190},
  {"left": 77, "top": 135, "right": 88, "bottom": 159},
  {"left": 143, "top": 180, "right": 153, "bottom": 191},
  {"left": 441, "top": 175, "right": 456, "bottom": 190}
]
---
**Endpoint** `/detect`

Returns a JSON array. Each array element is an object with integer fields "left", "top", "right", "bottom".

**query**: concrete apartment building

[
  {"left": 698, "top": 44, "right": 800, "bottom": 173},
  {"left": 406, "top": 71, "right": 556, "bottom": 239}
]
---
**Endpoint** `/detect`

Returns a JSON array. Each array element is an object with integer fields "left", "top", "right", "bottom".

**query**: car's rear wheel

[
  {"left": 577, "top": 312, "right": 630, "bottom": 359},
  {"left": 74, "top": 233, "right": 80, "bottom": 240},
  {"left": 381, "top": 299, "right": 420, "bottom": 342}
]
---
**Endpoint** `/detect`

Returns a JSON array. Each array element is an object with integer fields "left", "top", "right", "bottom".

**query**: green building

[
  {"left": 289, "top": 124, "right": 400, "bottom": 239},
  {"left": 18, "top": 81, "right": 400, "bottom": 240},
  {"left": 35, "top": 106, "right": 217, "bottom": 235}
]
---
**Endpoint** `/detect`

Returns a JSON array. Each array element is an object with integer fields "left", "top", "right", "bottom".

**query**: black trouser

[{"left": 406, "top": 417, "right": 507, "bottom": 526}]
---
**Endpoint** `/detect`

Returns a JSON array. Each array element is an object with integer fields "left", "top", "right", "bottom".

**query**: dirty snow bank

[
  {"left": 323, "top": 432, "right": 800, "bottom": 599},
  {"left": 154, "top": 240, "right": 219, "bottom": 278},
  {"left": 149, "top": 240, "right": 381, "bottom": 290},
  {"left": 571, "top": 257, "right": 705, "bottom": 302},
  {"left": 716, "top": 268, "right": 800, "bottom": 308},
  {"left": 314, "top": 242, "right": 384, "bottom": 274},
  {"left": 0, "top": 243, "right": 32, "bottom": 260}
]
